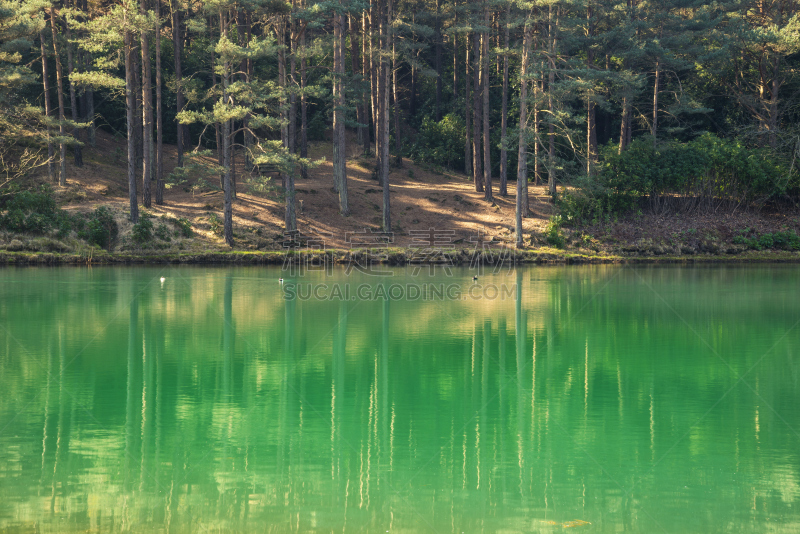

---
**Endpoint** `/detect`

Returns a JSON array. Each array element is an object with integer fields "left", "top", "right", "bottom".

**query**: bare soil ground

[
  {"left": 45, "top": 130, "right": 558, "bottom": 251},
  {"left": 11, "top": 129, "right": 800, "bottom": 259}
]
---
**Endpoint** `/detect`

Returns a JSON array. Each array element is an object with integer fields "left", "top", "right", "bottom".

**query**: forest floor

[{"left": 3, "top": 129, "right": 800, "bottom": 264}]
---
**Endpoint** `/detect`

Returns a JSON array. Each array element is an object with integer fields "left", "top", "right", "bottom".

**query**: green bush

[
  {"left": 544, "top": 215, "right": 566, "bottom": 248},
  {"left": 208, "top": 213, "right": 223, "bottom": 236},
  {"left": 172, "top": 216, "right": 193, "bottom": 237},
  {"left": 154, "top": 223, "right": 172, "bottom": 241},
  {"left": 77, "top": 206, "right": 119, "bottom": 250},
  {"left": 733, "top": 229, "right": 800, "bottom": 250},
  {"left": 408, "top": 113, "right": 466, "bottom": 171},
  {"left": 561, "top": 134, "right": 793, "bottom": 224},
  {"left": 132, "top": 214, "right": 154, "bottom": 243},
  {"left": 0, "top": 186, "right": 60, "bottom": 234}
]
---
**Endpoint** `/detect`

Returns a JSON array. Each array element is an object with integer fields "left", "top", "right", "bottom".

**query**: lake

[{"left": 0, "top": 264, "right": 799, "bottom": 532}]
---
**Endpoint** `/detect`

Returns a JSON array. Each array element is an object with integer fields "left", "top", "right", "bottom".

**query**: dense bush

[
  {"left": 0, "top": 186, "right": 61, "bottom": 233},
  {"left": 132, "top": 213, "right": 154, "bottom": 243},
  {"left": 77, "top": 206, "right": 119, "bottom": 250},
  {"left": 559, "top": 134, "right": 794, "bottom": 224},
  {"left": 733, "top": 228, "right": 800, "bottom": 250},
  {"left": 408, "top": 114, "right": 466, "bottom": 170}
]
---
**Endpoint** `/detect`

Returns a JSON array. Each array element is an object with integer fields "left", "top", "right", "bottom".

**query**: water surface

[{"left": 1, "top": 265, "right": 799, "bottom": 532}]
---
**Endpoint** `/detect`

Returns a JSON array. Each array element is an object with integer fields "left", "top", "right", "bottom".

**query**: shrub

[
  {"left": 544, "top": 215, "right": 566, "bottom": 248},
  {"left": 0, "top": 186, "right": 60, "bottom": 234},
  {"left": 208, "top": 213, "right": 223, "bottom": 236},
  {"left": 408, "top": 113, "right": 466, "bottom": 171},
  {"left": 172, "top": 216, "right": 193, "bottom": 237},
  {"left": 154, "top": 223, "right": 172, "bottom": 241},
  {"left": 77, "top": 206, "right": 119, "bottom": 250},
  {"left": 132, "top": 213, "right": 154, "bottom": 243}
]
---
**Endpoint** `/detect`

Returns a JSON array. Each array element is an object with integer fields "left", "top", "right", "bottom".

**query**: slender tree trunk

[
  {"left": 392, "top": 20, "right": 401, "bottom": 167},
  {"left": 472, "top": 33, "right": 483, "bottom": 192},
  {"left": 362, "top": 12, "right": 371, "bottom": 154},
  {"left": 619, "top": 95, "right": 631, "bottom": 153},
  {"left": 532, "top": 51, "right": 541, "bottom": 191},
  {"left": 380, "top": 0, "right": 391, "bottom": 232},
  {"left": 652, "top": 58, "right": 659, "bottom": 149},
  {"left": 586, "top": 1, "right": 596, "bottom": 176},
  {"left": 221, "top": 11, "right": 234, "bottom": 246},
  {"left": 333, "top": 10, "right": 349, "bottom": 214},
  {"left": 482, "top": 13, "right": 492, "bottom": 202},
  {"left": 50, "top": 8, "right": 67, "bottom": 186},
  {"left": 124, "top": 20, "right": 139, "bottom": 223},
  {"left": 133, "top": 41, "right": 143, "bottom": 183},
  {"left": 434, "top": 0, "right": 442, "bottom": 121},
  {"left": 464, "top": 32, "right": 471, "bottom": 177},
  {"left": 289, "top": 5, "right": 297, "bottom": 156},
  {"left": 172, "top": 1, "right": 184, "bottom": 166},
  {"left": 350, "top": 14, "right": 365, "bottom": 150},
  {"left": 499, "top": 4, "right": 510, "bottom": 196},
  {"left": 301, "top": 1, "right": 308, "bottom": 177},
  {"left": 370, "top": 0, "right": 379, "bottom": 158},
  {"left": 64, "top": 13, "right": 82, "bottom": 167},
  {"left": 140, "top": 0, "right": 153, "bottom": 208},
  {"left": 84, "top": 50, "right": 95, "bottom": 146},
  {"left": 517, "top": 21, "right": 532, "bottom": 248},
  {"left": 768, "top": 57, "right": 780, "bottom": 148},
  {"left": 155, "top": 0, "right": 164, "bottom": 204},
  {"left": 39, "top": 29, "right": 55, "bottom": 183},
  {"left": 547, "top": 4, "right": 556, "bottom": 197},
  {"left": 453, "top": 25, "right": 458, "bottom": 97}
]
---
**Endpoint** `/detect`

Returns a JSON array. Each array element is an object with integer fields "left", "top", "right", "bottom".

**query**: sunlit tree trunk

[
  {"left": 499, "top": 4, "right": 509, "bottom": 196},
  {"left": 221, "top": 10, "right": 234, "bottom": 246},
  {"left": 472, "top": 33, "right": 483, "bottom": 192},
  {"left": 50, "top": 7, "right": 67, "bottom": 186},
  {"left": 464, "top": 32, "right": 471, "bottom": 177},
  {"left": 172, "top": 0, "right": 185, "bottom": 166},
  {"left": 64, "top": 11, "right": 82, "bottom": 167},
  {"left": 39, "top": 28, "right": 55, "bottom": 183},
  {"left": 141, "top": 0, "right": 153, "bottom": 208},
  {"left": 124, "top": 13, "right": 139, "bottom": 223},
  {"left": 380, "top": 0, "right": 391, "bottom": 231},
  {"left": 482, "top": 9, "right": 492, "bottom": 202},
  {"left": 516, "top": 21, "right": 532, "bottom": 248},
  {"left": 333, "top": 9, "right": 349, "bottom": 214},
  {"left": 155, "top": 0, "right": 164, "bottom": 204}
]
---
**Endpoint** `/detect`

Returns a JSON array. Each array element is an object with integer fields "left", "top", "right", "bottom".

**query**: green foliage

[
  {"left": 408, "top": 114, "right": 465, "bottom": 171},
  {"left": 0, "top": 186, "right": 60, "bottom": 233},
  {"left": 76, "top": 206, "right": 119, "bottom": 250},
  {"left": 733, "top": 228, "right": 800, "bottom": 250},
  {"left": 208, "top": 213, "right": 223, "bottom": 236},
  {"left": 171, "top": 216, "right": 193, "bottom": 237},
  {"left": 132, "top": 213, "right": 154, "bottom": 243},
  {"left": 154, "top": 223, "right": 172, "bottom": 242},
  {"left": 544, "top": 215, "right": 566, "bottom": 248},
  {"left": 560, "top": 134, "right": 794, "bottom": 224}
]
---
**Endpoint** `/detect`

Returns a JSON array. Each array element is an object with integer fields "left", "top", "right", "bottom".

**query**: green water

[{"left": 1, "top": 265, "right": 799, "bottom": 533}]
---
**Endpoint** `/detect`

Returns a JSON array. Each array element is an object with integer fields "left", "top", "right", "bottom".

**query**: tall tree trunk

[
  {"left": 464, "top": 32, "right": 471, "bottom": 177},
  {"left": 333, "top": 10, "right": 349, "bottom": 214},
  {"left": 434, "top": 0, "right": 442, "bottom": 121},
  {"left": 619, "top": 95, "right": 631, "bottom": 153},
  {"left": 453, "top": 25, "right": 458, "bottom": 97},
  {"left": 517, "top": 21, "right": 532, "bottom": 248},
  {"left": 362, "top": 11, "right": 371, "bottom": 154},
  {"left": 547, "top": 4, "right": 556, "bottom": 197},
  {"left": 133, "top": 42, "right": 143, "bottom": 183},
  {"left": 380, "top": 0, "right": 391, "bottom": 232},
  {"left": 370, "top": 0, "right": 379, "bottom": 158},
  {"left": 221, "top": 11, "right": 234, "bottom": 246},
  {"left": 532, "top": 51, "right": 541, "bottom": 191},
  {"left": 586, "top": 1, "right": 596, "bottom": 177},
  {"left": 172, "top": 1, "right": 184, "bottom": 166},
  {"left": 39, "top": 29, "right": 55, "bottom": 183},
  {"left": 64, "top": 11, "right": 82, "bottom": 167},
  {"left": 350, "top": 14, "right": 365, "bottom": 150},
  {"left": 289, "top": 5, "right": 297, "bottom": 156},
  {"left": 482, "top": 14, "right": 492, "bottom": 202},
  {"left": 83, "top": 49, "right": 95, "bottom": 147},
  {"left": 124, "top": 19, "right": 139, "bottom": 223},
  {"left": 155, "top": 0, "right": 164, "bottom": 204},
  {"left": 499, "top": 4, "right": 509, "bottom": 196},
  {"left": 652, "top": 58, "right": 659, "bottom": 149},
  {"left": 472, "top": 32, "right": 483, "bottom": 192},
  {"left": 301, "top": 1, "right": 308, "bottom": 177},
  {"left": 140, "top": 0, "right": 153, "bottom": 208},
  {"left": 392, "top": 19, "right": 401, "bottom": 167},
  {"left": 768, "top": 57, "right": 780, "bottom": 148},
  {"left": 50, "top": 8, "right": 67, "bottom": 186}
]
